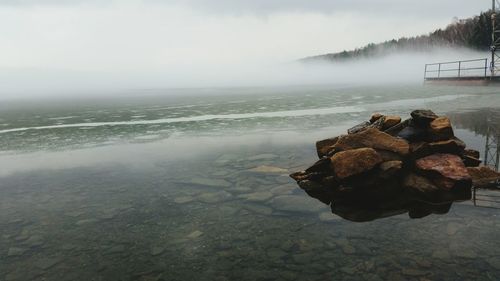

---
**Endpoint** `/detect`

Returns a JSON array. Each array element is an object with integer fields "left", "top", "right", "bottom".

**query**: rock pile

[{"left": 290, "top": 110, "right": 500, "bottom": 208}]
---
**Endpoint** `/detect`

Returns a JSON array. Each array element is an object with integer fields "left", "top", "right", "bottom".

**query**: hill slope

[{"left": 302, "top": 11, "right": 494, "bottom": 62}]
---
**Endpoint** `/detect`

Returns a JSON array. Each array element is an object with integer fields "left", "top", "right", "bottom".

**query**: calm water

[{"left": 1, "top": 84, "right": 500, "bottom": 281}]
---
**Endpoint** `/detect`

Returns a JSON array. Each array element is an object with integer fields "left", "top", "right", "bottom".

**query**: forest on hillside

[{"left": 302, "top": 11, "right": 495, "bottom": 62}]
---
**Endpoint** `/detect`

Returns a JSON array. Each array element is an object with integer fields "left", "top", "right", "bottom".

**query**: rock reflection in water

[{"left": 304, "top": 184, "right": 471, "bottom": 222}]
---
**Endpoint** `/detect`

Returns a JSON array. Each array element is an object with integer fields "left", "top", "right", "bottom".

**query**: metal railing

[{"left": 424, "top": 58, "right": 489, "bottom": 80}]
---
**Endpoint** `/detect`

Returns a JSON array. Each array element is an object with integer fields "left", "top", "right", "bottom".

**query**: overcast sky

[{"left": 0, "top": 0, "right": 490, "bottom": 95}]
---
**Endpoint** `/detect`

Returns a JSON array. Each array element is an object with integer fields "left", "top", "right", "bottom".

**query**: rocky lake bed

[{"left": 1, "top": 85, "right": 500, "bottom": 280}]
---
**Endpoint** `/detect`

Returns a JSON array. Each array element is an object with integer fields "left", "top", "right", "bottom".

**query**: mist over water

[
  {"left": 2, "top": 1, "right": 500, "bottom": 280},
  {"left": 1, "top": 47, "right": 489, "bottom": 99}
]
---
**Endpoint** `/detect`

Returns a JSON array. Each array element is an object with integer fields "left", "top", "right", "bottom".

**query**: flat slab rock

[
  {"left": 330, "top": 148, "right": 383, "bottom": 179},
  {"left": 416, "top": 154, "right": 471, "bottom": 189},
  {"left": 333, "top": 128, "right": 410, "bottom": 156}
]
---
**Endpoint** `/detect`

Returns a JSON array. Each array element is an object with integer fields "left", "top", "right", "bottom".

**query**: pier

[
  {"left": 425, "top": 0, "right": 500, "bottom": 85},
  {"left": 424, "top": 58, "right": 500, "bottom": 85}
]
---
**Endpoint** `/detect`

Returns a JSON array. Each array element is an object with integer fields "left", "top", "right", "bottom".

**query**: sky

[{"left": 0, "top": 0, "right": 491, "bottom": 96}]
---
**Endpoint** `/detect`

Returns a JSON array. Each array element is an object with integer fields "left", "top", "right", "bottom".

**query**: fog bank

[
  {"left": 0, "top": 47, "right": 489, "bottom": 99},
  {"left": 0, "top": 1, "right": 491, "bottom": 98}
]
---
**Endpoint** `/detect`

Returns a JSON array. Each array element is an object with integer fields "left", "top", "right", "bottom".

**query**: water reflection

[
  {"left": 449, "top": 107, "right": 500, "bottom": 136},
  {"left": 305, "top": 184, "right": 471, "bottom": 222},
  {"left": 449, "top": 108, "right": 500, "bottom": 171}
]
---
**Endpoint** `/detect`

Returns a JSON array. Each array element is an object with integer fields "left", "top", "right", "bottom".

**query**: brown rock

[
  {"left": 411, "top": 139, "right": 466, "bottom": 159},
  {"left": 467, "top": 166, "right": 500, "bottom": 188},
  {"left": 347, "top": 121, "right": 371, "bottom": 134},
  {"left": 410, "top": 109, "right": 438, "bottom": 125},
  {"left": 429, "top": 117, "right": 454, "bottom": 141},
  {"left": 297, "top": 179, "right": 325, "bottom": 191},
  {"left": 415, "top": 154, "right": 471, "bottom": 190},
  {"left": 462, "top": 156, "right": 482, "bottom": 167},
  {"left": 404, "top": 173, "right": 440, "bottom": 193},
  {"left": 370, "top": 116, "right": 386, "bottom": 130},
  {"left": 429, "top": 138, "right": 465, "bottom": 152},
  {"left": 370, "top": 113, "right": 384, "bottom": 123},
  {"left": 379, "top": 161, "right": 403, "bottom": 178},
  {"left": 464, "top": 149, "right": 480, "bottom": 159},
  {"left": 404, "top": 172, "right": 471, "bottom": 203},
  {"left": 397, "top": 125, "right": 427, "bottom": 141},
  {"left": 333, "top": 128, "right": 410, "bottom": 156},
  {"left": 411, "top": 138, "right": 466, "bottom": 159},
  {"left": 410, "top": 142, "right": 430, "bottom": 158},
  {"left": 290, "top": 171, "right": 308, "bottom": 182},
  {"left": 385, "top": 118, "right": 411, "bottom": 136},
  {"left": 382, "top": 116, "right": 402, "bottom": 130},
  {"left": 330, "top": 148, "right": 383, "bottom": 179},
  {"left": 316, "top": 137, "right": 338, "bottom": 158},
  {"left": 348, "top": 117, "right": 387, "bottom": 134},
  {"left": 305, "top": 158, "right": 332, "bottom": 173},
  {"left": 375, "top": 149, "right": 404, "bottom": 162}
]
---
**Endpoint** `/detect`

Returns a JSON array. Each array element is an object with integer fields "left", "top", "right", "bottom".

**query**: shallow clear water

[{"left": 1, "top": 84, "right": 500, "bottom": 280}]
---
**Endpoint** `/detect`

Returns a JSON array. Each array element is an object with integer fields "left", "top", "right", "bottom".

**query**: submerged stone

[
  {"left": 247, "top": 165, "right": 288, "bottom": 174},
  {"left": 24, "top": 235, "right": 44, "bottom": 248},
  {"left": 174, "top": 196, "right": 194, "bottom": 204},
  {"left": 270, "top": 184, "right": 295, "bottom": 195},
  {"left": 270, "top": 195, "right": 326, "bottom": 213},
  {"left": 106, "top": 245, "right": 126, "bottom": 254},
  {"left": 189, "top": 178, "right": 232, "bottom": 188},
  {"left": 197, "top": 191, "right": 232, "bottom": 203},
  {"left": 242, "top": 204, "right": 273, "bottom": 215},
  {"left": 187, "top": 230, "right": 203, "bottom": 239},
  {"left": 238, "top": 191, "right": 274, "bottom": 202},
  {"left": 7, "top": 247, "right": 27, "bottom": 257},
  {"left": 34, "top": 257, "right": 61, "bottom": 270},
  {"left": 150, "top": 246, "right": 165, "bottom": 256},
  {"left": 247, "top": 154, "right": 278, "bottom": 161},
  {"left": 75, "top": 219, "right": 98, "bottom": 226}
]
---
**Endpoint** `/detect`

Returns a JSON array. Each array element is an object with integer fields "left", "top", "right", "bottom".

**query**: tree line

[{"left": 302, "top": 11, "right": 496, "bottom": 62}]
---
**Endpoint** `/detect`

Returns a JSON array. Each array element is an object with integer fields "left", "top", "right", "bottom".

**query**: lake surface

[{"left": 1, "top": 84, "right": 500, "bottom": 280}]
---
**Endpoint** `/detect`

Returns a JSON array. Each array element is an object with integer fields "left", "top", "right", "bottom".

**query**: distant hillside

[{"left": 302, "top": 11, "right": 494, "bottom": 62}]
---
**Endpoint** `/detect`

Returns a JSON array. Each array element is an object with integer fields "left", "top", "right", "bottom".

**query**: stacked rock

[{"left": 290, "top": 109, "right": 500, "bottom": 204}]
